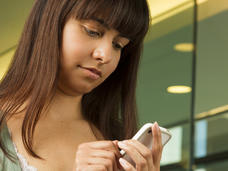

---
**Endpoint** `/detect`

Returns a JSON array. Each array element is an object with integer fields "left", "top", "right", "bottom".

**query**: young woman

[{"left": 0, "top": 0, "right": 163, "bottom": 170}]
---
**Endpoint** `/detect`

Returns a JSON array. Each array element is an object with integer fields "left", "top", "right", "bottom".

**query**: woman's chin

[
  {"left": 57, "top": 81, "right": 99, "bottom": 96},
  {"left": 69, "top": 84, "right": 97, "bottom": 96}
]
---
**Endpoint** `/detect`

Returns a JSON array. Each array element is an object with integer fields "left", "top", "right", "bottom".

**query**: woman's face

[{"left": 58, "top": 18, "right": 129, "bottom": 96}]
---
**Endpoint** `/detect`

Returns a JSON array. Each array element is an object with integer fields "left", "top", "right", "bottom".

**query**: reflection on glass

[
  {"left": 196, "top": 159, "right": 228, "bottom": 171},
  {"left": 161, "top": 126, "right": 183, "bottom": 165},
  {"left": 194, "top": 1, "right": 228, "bottom": 115},
  {"left": 138, "top": 0, "right": 194, "bottom": 126},
  {"left": 194, "top": 0, "right": 228, "bottom": 170},
  {"left": 195, "top": 112, "right": 228, "bottom": 157},
  {"left": 195, "top": 120, "right": 207, "bottom": 158},
  {"left": 160, "top": 124, "right": 190, "bottom": 170},
  {"left": 195, "top": 169, "right": 206, "bottom": 171},
  {"left": 139, "top": 1, "right": 194, "bottom": 170}
]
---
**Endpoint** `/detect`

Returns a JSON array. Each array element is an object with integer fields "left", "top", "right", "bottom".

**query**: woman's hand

[
  {"left": 74, "top": 140, "right": 121, "bottom": 171},
  {"left": 117, "top": 122, "right": 163, "bottom": 171}
]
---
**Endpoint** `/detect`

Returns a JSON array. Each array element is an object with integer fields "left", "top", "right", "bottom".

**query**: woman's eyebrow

[
  {"left": 91, "top": 17, "right": 110, "bottom": 29},
  {"left": 118, "top": 34, "right": 131, "bottom": 42},
  {"left": 90, "top": 17, "right": 131, "bottom": 41}
]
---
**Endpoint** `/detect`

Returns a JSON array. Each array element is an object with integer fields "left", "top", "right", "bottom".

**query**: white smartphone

[{"left": 120, "top": 123, "right": 172, "bottom": 166}]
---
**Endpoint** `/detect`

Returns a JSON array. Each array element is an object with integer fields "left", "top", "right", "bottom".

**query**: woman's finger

[
  {"left": 112, "top": 140, "right": 123, "bottom": 170},
  {"left": 90, "top": 149, "right": 119, "bottom": 171},
  {"left": 86, "top": 157, "right": 115, "bottom": 171},
  {"left": 118, "top": 141, "right": 148, "bottom": 171},
  {"left": 94, "top": 141, "right": 121, "bottom": 158},
  {"left": 76, "top": 148, "right": 119, "bottom": 171},
  {"left": 119, "top": 158, "right": 136, "bottom": 171},
  {"left": 152, "top": 122, "right": 163, "bottom": 165},
  {"left": 76, "top": 164, "right": 109, "bottom": 171},
  {"left": 124, "top": 139, "right": 153, "bottom": 169},
  {"left": 79, "top": 141, "right": 121, "bottom": 159}
]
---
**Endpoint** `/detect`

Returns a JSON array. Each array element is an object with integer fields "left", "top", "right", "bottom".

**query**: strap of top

[{"left": 0, "top": 122, "right": 22, "bottom": 171}]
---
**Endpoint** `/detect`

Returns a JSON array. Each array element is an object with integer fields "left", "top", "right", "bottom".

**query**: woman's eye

[
  {"left": 84, "top": 27, "right": 101, "bottom": 37},
  {"left": 113, "top": 42, "right": 123, "bottom": 50}
]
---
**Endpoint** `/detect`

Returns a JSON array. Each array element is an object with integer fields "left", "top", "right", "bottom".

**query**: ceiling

[{"left": 0, "top": 0, "right": 228, "bottom": 127}]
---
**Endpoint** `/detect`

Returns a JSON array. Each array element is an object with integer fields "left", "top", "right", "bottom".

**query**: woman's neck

[{"left": 40, "top": 89, "right": 84, "bottom": 123}]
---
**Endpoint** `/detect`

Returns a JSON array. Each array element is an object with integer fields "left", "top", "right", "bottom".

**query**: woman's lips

[{"left": 79, "top": 66, "right": 102, "bottom": 80}]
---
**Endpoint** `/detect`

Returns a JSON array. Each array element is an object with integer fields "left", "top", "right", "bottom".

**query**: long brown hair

[{"left": 0, "top": 0, "right": 150, "bottom": 162}]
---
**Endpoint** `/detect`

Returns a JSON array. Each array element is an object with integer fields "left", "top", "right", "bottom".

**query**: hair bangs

[{"left": 67, "top": 0, "right": 150, "bottom": 43}]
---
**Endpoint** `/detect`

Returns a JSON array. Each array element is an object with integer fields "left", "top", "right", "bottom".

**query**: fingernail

[
  {"left": 155, "top": 122, "right": 159, "bottom": 131},
  {"left": 113, "top": 140, "right": 118, "bottom": 143},
  {"left": 118, "top": 142, "right": 127, "bottom": 149},
  {"left": 119, "top": 158, "right": 128, "bottom": 167},
  {"left": 154, "top": 121, "right": 157, "bottom": 127}
]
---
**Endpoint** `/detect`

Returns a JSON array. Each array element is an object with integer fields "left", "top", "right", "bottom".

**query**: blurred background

[{"left": 0, "top": 0, "right": 228, "bottom": 170}]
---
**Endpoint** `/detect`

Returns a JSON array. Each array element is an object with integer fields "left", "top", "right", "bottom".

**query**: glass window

[
  {"left": 194, "top": 0, "right": 228, "bottom": 115},
  {"left": 194, "top": 1, "right": 228, "bottom": 169},
  {"left": 195, "top": 112, "right": 228, "bottom": 158},
  {"left": 195, "top": 159, "right": 228, "bottom": 171},
  {"left": 138, "top": 0, "right": 194, "bottom": 127}
]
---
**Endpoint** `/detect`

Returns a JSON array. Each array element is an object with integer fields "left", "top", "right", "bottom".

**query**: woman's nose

[{"left": 92, "top": 43, "right": 113, "bottom": 64}]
